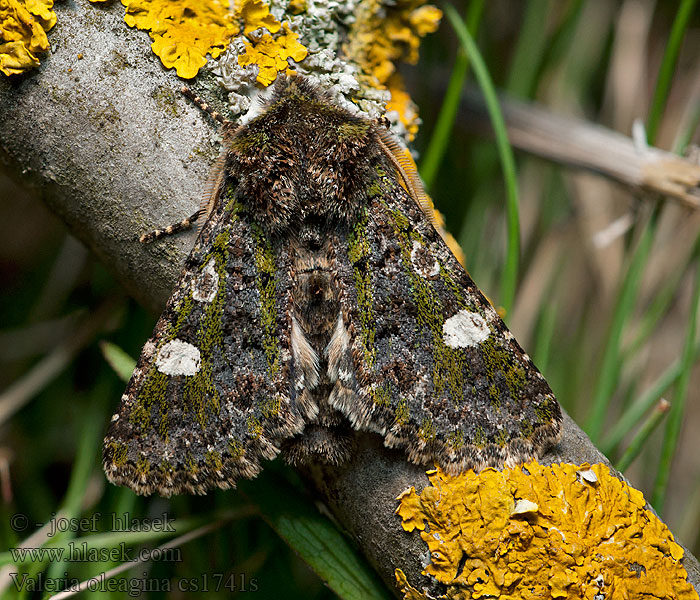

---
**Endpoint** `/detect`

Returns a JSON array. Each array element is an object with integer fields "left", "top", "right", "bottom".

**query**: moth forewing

[{"left": 104, "top": 75, "right": 561, "bottom": 496}]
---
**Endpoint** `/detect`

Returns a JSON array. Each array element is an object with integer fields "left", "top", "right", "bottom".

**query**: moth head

[{"left": 225, "top": 76, "right": 386, "bottom": 234}]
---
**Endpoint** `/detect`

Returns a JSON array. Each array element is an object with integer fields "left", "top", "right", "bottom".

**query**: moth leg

[{"left": 139, "top": 210, "right": 203, "bottom": 244}]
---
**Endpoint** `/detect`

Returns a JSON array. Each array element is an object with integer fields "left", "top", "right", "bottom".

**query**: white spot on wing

[
  {"left": 442, "top": 310, "right": 490, "bottom": 348},
  {"left": 156, "top": 339, "right": 201, "bottom": 376},
  {"left": 192, "top": 258, "right": 219, "bottom": 303},
  {"left": 410, "top": 240, "right": 440, "bottom": 278}
]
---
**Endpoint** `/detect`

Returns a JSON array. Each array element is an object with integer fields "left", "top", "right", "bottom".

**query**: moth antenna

[
  {"left": 181, "top": 86, "right": 229, "bottom": 126},
  {"left": 376, "top": 128, "right": 437, "bottom": 228},
  {"left": 198, "top": 153, "right": 228, "bottom": 234},
  {"left": 139, "top": 210, "right": 203, "bottom": 244}
]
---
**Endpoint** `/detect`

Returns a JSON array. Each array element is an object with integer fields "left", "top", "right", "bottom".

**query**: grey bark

[{"left": 1, "top": 3, "right": 698, "bottom": 597}]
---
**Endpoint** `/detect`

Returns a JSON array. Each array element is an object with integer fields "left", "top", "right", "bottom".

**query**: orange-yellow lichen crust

[
  {"left": 89, "top": 0, "right": 307, "bottom": 81},
  {"left": 234, "top": 0, "right": 307, "bottom": 86},
  {"left": 111, "top": 0, "right": 238, "bottom": 78},
  {"left": 395, "top": 462, "right": 699, "bottom": 600},
  {"left": 237, "top": 20, "right": 307, "bottom": 86},
  {"left": 344, "top": 0, "right": 441, "bottom": 140},
  {"left": 0, "top": 0, "right": 56, "bottom": 75}
]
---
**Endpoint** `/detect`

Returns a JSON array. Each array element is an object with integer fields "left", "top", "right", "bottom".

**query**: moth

[{"left": 104, "top": 75, "right": 562, "bottom": 496}]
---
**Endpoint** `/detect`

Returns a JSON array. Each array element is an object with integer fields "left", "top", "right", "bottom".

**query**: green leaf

[
  {"left": 445, "top": 4, "right": 520, "bottom": 314},
  {"left": 242, "top": 476, "right": 392, "bottom": 600}
]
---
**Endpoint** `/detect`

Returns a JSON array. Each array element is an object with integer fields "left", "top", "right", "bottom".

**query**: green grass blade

[
  {"left": 615, "top": 399, "right": 670, "bottom": 472},
  {"left": 445, "top": 4, "right": 521, "bottom": 314},
  {"left": 99, "top": 341, "right": 136, "bottom": 382},
  {"left": 504, "top": 0, "right": 552, "bottom": 98},
  {"left": 585, "top": 206, "right": 660, "bottom": 441},
  {"left": 646, "top": 0, "right": 698, "bottom": 144},
  {"left": 419, "top": 0, "right": 485, "bottom": 192},
  {"left": 621, "top": 263, "right": 686, "bottom": 361},
  {"left": 652, "top": 253, "right": 700, "bottom": 511},
  {"left": 45, "top": 386, "right": 107, "bottom": 581},
  {"left": 532, "top": 299, "right": 557, "bottom": 374},
  {"left": 536, "top": 0, "right": 585, "bottom": 78},
  {"left": 601, "top": 336, "right": 700, "bottom": 454},
  {"left": 242, "top": 476, "right": 392, "bottom": 600},
  {"left": 673, "top": 97, "right": 700, "bottom": 155}
]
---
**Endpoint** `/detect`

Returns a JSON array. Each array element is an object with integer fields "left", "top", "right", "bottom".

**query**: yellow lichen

[
  {"left": 117, "top": 0, "right": 238, "bottom": 79},
  {"left": 0, "top": 0, "right": 56, "bottom": 75},
  {"left": 395, "top": 462, "right": 699, "bottom": 599},
  {"left": 237, "top": 21, "right": 307, "bottom": 86},
  {"left": 386, "top": 75, "right": 420, "bottom": 140},
  {"left": 287, "top": 0, "right": 306, "bottom": 15},
  {"left": 235, "top": 0, "right": 279, "bottom": 35},
  {"left": 345, "top": 0, "right": 441, "bottom": 134}
]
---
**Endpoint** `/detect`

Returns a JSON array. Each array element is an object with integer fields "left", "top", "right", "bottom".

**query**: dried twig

[{"left": 460, "top": 89, "right": 700, "bottom": 208}]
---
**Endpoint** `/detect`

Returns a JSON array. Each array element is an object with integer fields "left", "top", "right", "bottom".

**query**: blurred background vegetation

[{"left": 1, "top": 0, "right": 699, "bottom": 597}]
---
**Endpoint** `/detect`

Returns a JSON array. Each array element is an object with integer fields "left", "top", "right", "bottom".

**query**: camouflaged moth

[{"left": 103, "top": 75, "right": 562, "bottom": 496}]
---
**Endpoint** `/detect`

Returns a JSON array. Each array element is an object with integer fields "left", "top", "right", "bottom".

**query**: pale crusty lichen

[
  {"left": 213, "top": 1, "right": 440, "bottom": 134},
  {"left": 395, "top": 462, "right": 698, "bottom": 600},
  {"left": 0, "top": 0, "right": 56, "bottom": 75}
]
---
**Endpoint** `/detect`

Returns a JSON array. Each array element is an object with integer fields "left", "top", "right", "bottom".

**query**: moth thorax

[{"left": 299, "top": 225, "right": 322, "bottom": 249}]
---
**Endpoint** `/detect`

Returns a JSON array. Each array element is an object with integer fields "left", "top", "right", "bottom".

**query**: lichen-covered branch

[{"left": 1, "top": 2, "right": 699, "bottom": 600}]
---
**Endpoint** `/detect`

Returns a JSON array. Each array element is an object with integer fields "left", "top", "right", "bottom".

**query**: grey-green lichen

[
  {"left": 252, "top": 224, "right": 280, "bottom": 377},
  {"left": 347, "top": 208, "right": 377, "bottom": 369},
  {"left": 183, "top": 228, "right": 231, "bottom": 428},
  {"left": 384, "top": 197, "right": 467, "bottom": 403}
]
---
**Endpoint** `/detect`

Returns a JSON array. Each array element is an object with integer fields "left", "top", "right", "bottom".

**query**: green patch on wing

[
  {"left": 251, "top": 224, "right": 280, "bottom": 378},
  {"left": 337, "top": 121, "right": 370, "bottom": 140},
  {"left": 130, "top": 205, "right": 241, "bottom": 439},
  {"left": 348, "top": 209, "right": 377, "bottom": 369},
  {"left": 108, "top": 441, "right": 129, "bottom": 467},
  {"left": 159, "top": 460, "right": 174, "bottom": 477},
  {"left": 131, "top": 368, "right": 169, "bottom": 436},
  {"left": 481, "top": 336, "right": 527, "bottom": 399},
  {"left": 535, "top": 396, "right": 559, "bottom": 426},
  {"left": 395, "top": 397, "right": 410, "bottom": 424},
  {"left": 136, "top": 454, "right": 151, "bottom": 478},
  {"left": 419, "top": 418, "right": 436, "bottom": 442},
  {"left": 183, "top": 228, "right": 231, "bottom": 428},
  {"left": 261, "top": 394, "right": 282, "bottom": 418},
  {"left": 383, "top": 198, "right": 467, "bottom": 403},
  {"left": 205, "top": 449, "right": 223, "bottom": 471},
  {"left": 447, "top": 429, "right": 465, "bottom": 450},
  {"left": 228, "top": 439, "right": 245, "bottom": 460},
  {"left": 371, "top": 385, "right": 391, "bottom": 407}
]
